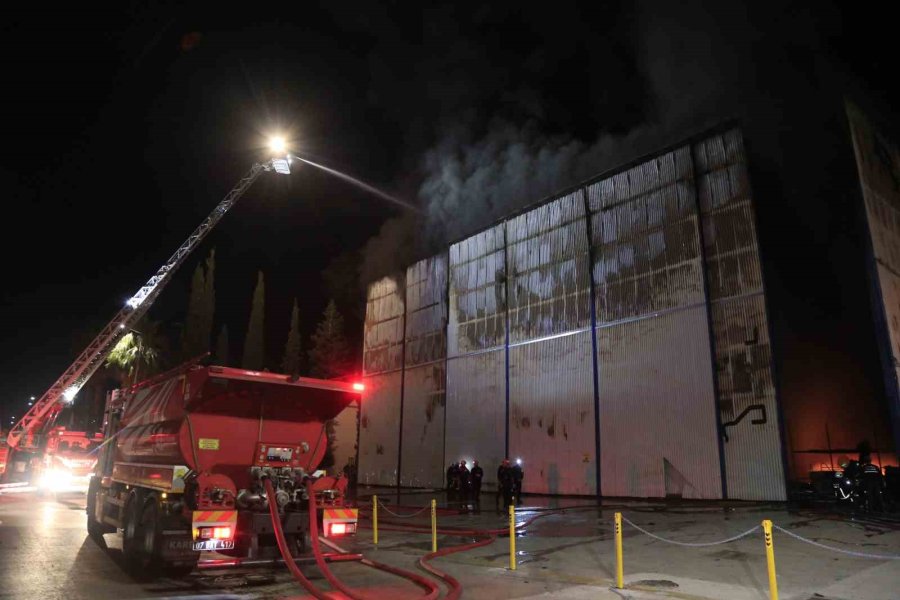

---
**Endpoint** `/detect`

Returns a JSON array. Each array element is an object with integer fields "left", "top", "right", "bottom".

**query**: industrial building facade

[{"left": 358, "top": 126, "right": 788, "bottom": 501}]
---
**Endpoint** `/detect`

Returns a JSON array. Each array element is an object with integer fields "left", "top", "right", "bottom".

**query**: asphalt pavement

[{"left": 2, "top": 487, "right": 900, "bottom": 600}]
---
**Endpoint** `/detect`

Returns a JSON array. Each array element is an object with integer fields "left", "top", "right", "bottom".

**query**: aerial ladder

[{"left": 2, "top": 153, "right": 293, "bottom": 481}]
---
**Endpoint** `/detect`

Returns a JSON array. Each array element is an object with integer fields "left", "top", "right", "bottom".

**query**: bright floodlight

[
  {"left": 269, "top": 136, "right": 287, "bottom": 154},
  {"left": 272, "top": 158, "right": 291, "bottom": 175},
  {"left": 63, "top": 385, "right": 80, "bottom": 403}
]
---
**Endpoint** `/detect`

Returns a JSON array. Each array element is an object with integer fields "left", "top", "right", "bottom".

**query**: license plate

[{"left": 193, "top": 539, "right": 235, "bottom": 551}]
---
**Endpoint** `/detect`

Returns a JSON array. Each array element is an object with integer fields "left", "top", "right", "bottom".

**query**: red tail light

[
  {"left": 213, "top": 526, "right": 233, "bottom": 539},
  {"left": 352, "top": 383, "right": 365, "bottom": 392},
  {"left": 329, "top": 523, "right": 347, "bottom": 536}
]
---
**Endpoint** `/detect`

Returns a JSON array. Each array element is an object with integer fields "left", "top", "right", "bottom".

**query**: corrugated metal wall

[
  {"left": 589, "top": 145, "right": 724, "bottom": 499},
  {"left": 506, "top": 192, "right": 597, "bottom": 495},
  {"left": 357, "top": 126, "right": 789, "bottom": 500},
  {"left": 847, "top": 102, "right": 900, "bottom": 463},
  {"left": 598, "top": 309, "right": 721, "bottom": 498},
  {"left": 400, "top": 256, "right": 448, "bottom": 488},
  {"left": 695, "top": 130, "right": 786, "bottom": 500},
  {"left": 332, "top": 404, "right": 358, "bottom": 475},
  {"left": 359, "top": 276, "right": 404, "bottom": 486},
  {"left": 445, "top": 226, "right": 507, "bottom": 488}
]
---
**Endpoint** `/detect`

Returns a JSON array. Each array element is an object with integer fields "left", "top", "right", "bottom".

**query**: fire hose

[
  {"left": 359, "top": 503, "right": 605, "bottom": 600},
  {"left": 264, "top": 478, "right": 441, "bottom": 599}
]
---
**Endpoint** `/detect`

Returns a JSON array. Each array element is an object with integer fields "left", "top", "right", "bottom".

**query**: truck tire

[
  {"left": 122, "top": 493, "right": 145, "bottom": 575},
  {"left": 86, "top": 477, "right": 114, "bottom": 543},
  {"left": 131, "top": 497, "right": 197, "bottom": 579}
]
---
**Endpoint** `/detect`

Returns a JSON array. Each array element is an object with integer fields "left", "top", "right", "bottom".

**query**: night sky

[{"left": 1, "top": 2, "right": 898, "bottom": 450}]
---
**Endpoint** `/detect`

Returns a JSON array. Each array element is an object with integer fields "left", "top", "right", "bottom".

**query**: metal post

[
  {"left": 509, "top": 504, "right": 517, "bottom": 570},
  {"left": 431, "top": 499, "right": 437, "bottom": 552},
  {"left": 372, "top": 495, "right": 378, "bottom": 545},
  {"left": 614, "top": 512, "right": 624, "bottom": 589},
  {"left": 762, "top": 519, "right": 779, "bottom": 600},
  {"left": 582, "top": 188, "right": 602, "bottom": 498}
]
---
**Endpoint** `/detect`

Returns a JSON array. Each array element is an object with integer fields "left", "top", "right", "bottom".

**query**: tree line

[{"left": 107, "top": 248, "right": 355, "bottom": 385}]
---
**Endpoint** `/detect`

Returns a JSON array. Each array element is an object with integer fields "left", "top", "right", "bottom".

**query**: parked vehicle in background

[{"left": 36, "top": 427, "right": 102, "bottom": 494}]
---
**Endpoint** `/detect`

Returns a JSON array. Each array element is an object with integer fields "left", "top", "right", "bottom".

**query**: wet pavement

[{"left": 2, "top": 486, "right": 900, "bottom": 599}]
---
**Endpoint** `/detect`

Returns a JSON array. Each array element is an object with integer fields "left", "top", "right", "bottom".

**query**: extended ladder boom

[{"left": 7, "top": 160, "right": 277, "bottom": 451}]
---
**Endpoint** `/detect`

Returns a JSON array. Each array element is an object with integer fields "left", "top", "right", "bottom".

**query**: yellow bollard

[
  {"left": 431, "top": 499, "right": 438, "bottom": 552},
  {"left": 372, "top": 495, "right": 378, "bottom": 545},
  {"left": 762, "top": 520, "right": 779, "bottom": 600},
  {"left": 509, "top": 504, "right": 517, "bottom": 570},
  {"left": 614, "top": 512, "right": 624, "bottom": 589}
]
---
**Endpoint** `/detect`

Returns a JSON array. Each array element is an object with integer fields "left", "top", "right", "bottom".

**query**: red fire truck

[
  {"left": 36, "top": 427, "right": 103, "bottom": 494},
  {"left": 87, "top": 362, "right": 361, "bottom": 577}
]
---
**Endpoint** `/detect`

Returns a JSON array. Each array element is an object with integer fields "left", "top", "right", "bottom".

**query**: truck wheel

[
  {"left": 86, "top": 478, "right": 113, "bottom": 543},
  {"left": 137, "top": 498, "right": 198, "bottom": 578},
  {"left": 122, "top": 494, "right": 145, "bottom": 575}
]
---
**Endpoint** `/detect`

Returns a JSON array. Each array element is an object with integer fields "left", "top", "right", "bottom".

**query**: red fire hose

[
  {"left": 358, "top": 503, "right": 603, "bottom": 599},
  {"left": 265, "top": 478, "right": 441, "bottom": 599},
  {"left": 264, "top": 478, "right": 331, "bottom": 600}
]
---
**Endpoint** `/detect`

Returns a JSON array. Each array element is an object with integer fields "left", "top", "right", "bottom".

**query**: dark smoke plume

[{"left": 359, "top": 0, "right": 839, "bottom": 285}]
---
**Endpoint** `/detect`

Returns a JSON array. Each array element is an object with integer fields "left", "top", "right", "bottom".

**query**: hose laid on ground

[
  {"left": 303, "top": 480, "right": 441, "bottom": 600},
  {"left": 357, "top": 503, "right": 603, "bottom": 599},
  {"left": 266, "top": 477, "right": 441, "bottom": 599},
  {"left": 264, "top": 478, "right": 331, "bottom": 600}
]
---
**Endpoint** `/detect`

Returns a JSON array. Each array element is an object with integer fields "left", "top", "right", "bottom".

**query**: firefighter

[
  {"left": 446, "top": 462, "right": 460, "bottom": 503},
  {"left": 342, "top": 456, "right": 358, "bottom": 501},
  {"left": 496, "top": 458, "right": 514, "bottom": 513},
  {"left": 511, "top": 459, "right": 524, "bottom": 505},
  {"left": 458, "top": 460, "right": 471, "bottom": 508},
  {"left": 470, "top": 460, "right": 484, "bottom": 511}
]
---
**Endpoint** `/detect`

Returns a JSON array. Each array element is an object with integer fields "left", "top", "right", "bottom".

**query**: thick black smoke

[{"left": 356, "top": 1, "right": 842, "bottom": 284}]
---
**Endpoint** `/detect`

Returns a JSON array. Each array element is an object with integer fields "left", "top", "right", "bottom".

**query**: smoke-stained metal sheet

[
  {"left": 599, "top": 307, "right": 722, "bottom": 499},
  {"left": 406, "top": 255, "right": 448, "bottom": 366},
  {"left": 363, "top": 276, "right": 405, "bottom": 375},
  {"left": 848, "top": 102, "right": 900, "bottom": 462},
  {"left": 695, "top": 129, "right": 786, "bottom": 500},
  {"left": 509, "top": 331, "right": 596, "bottom": 495},
  {"left": 448, "top": 225, "right": 507, "bottom": 356},
  {"left": 506, "top": 191, "right": 592, "bottom": 342},
  {"left": 587, "top": 146, "right": 705, "bottom": 323},
  {"left": 400, "top": 363, "right": 446, "bottom": 487},
  {"left": 358, "top": 372, "right": 402, "bottom": 486},
  {"left": 399, "top": 255, "right": 448, "bottom": 487},
  {"left": 445, "top": 350, "right": 506, "bottom": 489},
  {"left": 710, "top": 296, "right": 784, "bottom": 500},
  {"left": 332, "top": 403, "right": 359, "bottom": 474}
]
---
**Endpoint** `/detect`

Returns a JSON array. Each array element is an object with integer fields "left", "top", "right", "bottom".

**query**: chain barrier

[
  {"left": 772, "top": 525, "right": 900, "bottom": 560},
  {"left": 377, "top": 500, "right": 431, "bottom": 519},
  {"left": 621, "top": 515, "right": 760, "bottom": 547}
]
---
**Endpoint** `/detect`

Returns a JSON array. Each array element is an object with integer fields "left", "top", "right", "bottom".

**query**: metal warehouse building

[{"left": 357, "top": 126, "right": 789, "bottom": 501}]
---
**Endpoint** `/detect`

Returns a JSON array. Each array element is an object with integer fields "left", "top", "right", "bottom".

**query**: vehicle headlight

[{"left": 39, "top": 469, "right": 73, "bottom": 490}]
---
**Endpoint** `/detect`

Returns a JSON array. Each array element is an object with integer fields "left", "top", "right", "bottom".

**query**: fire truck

[
  {"left": 87, "top": 362, "right": 362, "bottom": 576},
  {"left": 2, "top": 152, "right": 292, "bottom": 484},
  {"left": 0, "top": 434, "right": 8, "bottom": 476},
  {"left": 35, "top": 427, "right": 103, "bottom": 494}
]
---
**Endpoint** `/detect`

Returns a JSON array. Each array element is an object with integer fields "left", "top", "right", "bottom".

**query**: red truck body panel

[{"left": 111, "top": 366, "right": 359, "bottom": 492}]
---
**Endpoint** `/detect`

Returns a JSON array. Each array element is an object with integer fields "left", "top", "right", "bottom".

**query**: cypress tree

[
  {"left": 242, "top": 271, "right": 266, "bottom": 370},
  {"left": 308, "top": 300, "right": 351, "bottom": 379},
  {"left": 281, "top": 298, "right": 303, "bottom": 376},
  {"left": 215, "top": 324, "right": 229, "bottom": 366}
]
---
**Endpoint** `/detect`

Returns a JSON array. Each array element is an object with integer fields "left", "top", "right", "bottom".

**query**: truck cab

[{"left": 37, "top": 427, "right": 102, "bottom": 493}]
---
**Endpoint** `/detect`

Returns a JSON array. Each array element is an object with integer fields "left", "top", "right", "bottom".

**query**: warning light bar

[{"left": 352, "top": 382, "right": 365, "bottom": 392}]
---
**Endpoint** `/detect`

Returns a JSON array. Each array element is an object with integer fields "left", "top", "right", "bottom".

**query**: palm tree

[{"left": 106, "top": 319, "right": 167, "bottom": 387}]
